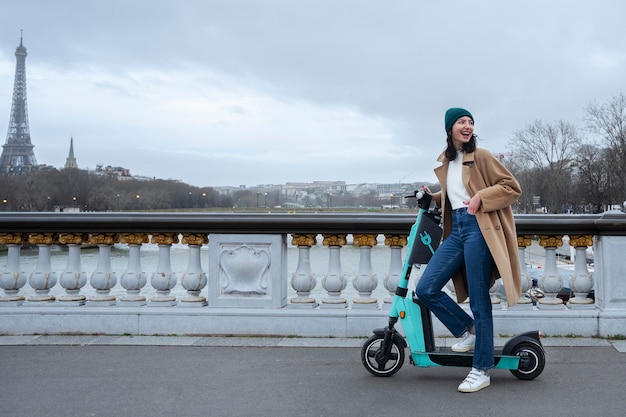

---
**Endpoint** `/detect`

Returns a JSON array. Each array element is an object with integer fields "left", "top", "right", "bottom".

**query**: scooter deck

[
  {"left": 405, "top": 296, "right": 521, "bottom": 370},
  {"left": 410, "top": 349, "right": 520, "bottom": 369}
]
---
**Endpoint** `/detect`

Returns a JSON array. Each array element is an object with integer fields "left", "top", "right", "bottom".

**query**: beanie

[{"left": 444, "top": 108, "right": 473, "bottom": 133}]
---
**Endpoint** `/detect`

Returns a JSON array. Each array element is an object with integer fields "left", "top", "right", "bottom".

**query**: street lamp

[
  {"left": 328, "top": 193, "right": 333, "bottom": 208},
  {"left": 117, "top": 194, "right": 120, "bottom": 211},
  {"left": 264, "top": 192, "right": 268, "bottom": 208}
]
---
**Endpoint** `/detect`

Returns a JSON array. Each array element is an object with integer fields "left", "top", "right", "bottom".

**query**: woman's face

[{"left": 451, "top": 116, "right": 474, "bottom": 150}]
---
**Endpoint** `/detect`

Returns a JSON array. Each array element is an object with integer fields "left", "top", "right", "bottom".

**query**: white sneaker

[
  {"left": 451, "top": 332, "right": 475, "bottom": 352},
  {"left": 525, "top": 286, "right": 545, "bottom": 301},
  {"left": 458, "top": 368, "right": 490, "bottom": 393}
]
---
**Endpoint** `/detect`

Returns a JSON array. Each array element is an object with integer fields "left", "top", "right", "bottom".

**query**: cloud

[{"left": 1, "top": 0, "right": 625, "bottom": 187}]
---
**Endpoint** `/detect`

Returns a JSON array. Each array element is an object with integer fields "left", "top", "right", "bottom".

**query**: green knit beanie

[{"left": 444, "top": 108, "right": 473, "bottom": 133}]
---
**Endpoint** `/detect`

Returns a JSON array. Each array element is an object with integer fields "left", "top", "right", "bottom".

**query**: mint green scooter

[{"left": 361, "top": 191, "right": 545, "bottom": 380}]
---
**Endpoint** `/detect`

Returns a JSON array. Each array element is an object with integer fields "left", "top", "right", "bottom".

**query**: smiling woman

[{"left": 415, "top": 107, "right": 523, "bottom": 393}]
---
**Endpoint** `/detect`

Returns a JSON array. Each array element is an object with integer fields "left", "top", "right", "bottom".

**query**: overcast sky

[{"left": 1, "top": 1, "right": 624, "bottom": 187}]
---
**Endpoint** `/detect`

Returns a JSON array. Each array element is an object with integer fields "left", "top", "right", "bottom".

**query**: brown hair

[{"left": 445, "top": 133, "right": 477, "bottom": 161}]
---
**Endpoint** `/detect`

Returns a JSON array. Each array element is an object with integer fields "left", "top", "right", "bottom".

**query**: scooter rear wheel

[
  {"left": 509, "top": 341, "right": 545, "bottom": 380},
  {"left": 361, "top": 334, "right": 405, "bottom": 377}
]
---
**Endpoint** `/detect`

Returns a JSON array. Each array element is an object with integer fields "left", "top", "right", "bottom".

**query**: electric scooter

[{"left": 361, "top": 191, "right": 546, "bottom": 380}]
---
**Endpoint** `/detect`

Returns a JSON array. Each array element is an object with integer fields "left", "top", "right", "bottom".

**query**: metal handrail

[{"left": 0, "top": 212, "right": 624, "bottom": 235}]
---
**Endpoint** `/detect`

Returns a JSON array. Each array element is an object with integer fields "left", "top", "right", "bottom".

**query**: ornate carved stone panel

[{"left": 208, "top": 234, "right": 287, "bottom": 308}]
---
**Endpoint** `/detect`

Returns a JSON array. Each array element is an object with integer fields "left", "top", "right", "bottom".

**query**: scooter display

[{"left": 361, "top": 191, "right": 545, "bottom": 380}]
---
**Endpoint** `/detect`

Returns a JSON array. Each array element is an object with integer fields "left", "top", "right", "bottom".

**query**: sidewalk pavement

[
  {"left": 1, "top": 334, "right": 625, "bottom": 351},
  {"left": 2, "top": 335, "right": 626, "bottom": 417}
]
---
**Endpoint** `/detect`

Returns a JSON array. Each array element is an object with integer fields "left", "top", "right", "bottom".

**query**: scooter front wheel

[
  {"left": 361, "top": 334, "right": 405, "bottom": 377},
  {"left": 509, "top": 341, "right": 545, "bottom": 380}
]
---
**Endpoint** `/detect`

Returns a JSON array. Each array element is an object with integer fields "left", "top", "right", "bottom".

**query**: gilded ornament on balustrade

[
  {"left": 353, "top": 234, "right": 378, "bottom": 247},
  {"left": 28, "top": 233, "right": 58, "bottom": 245},
  {"left": 119, "top": 233, "right": 149, "bottom": 245},
  {"left": 538, "top": 235, "right": 563, "bottom": 248},
  {"left": 58, "top": 233, "right": 87, "bottom": 245},
  {"left": 0, "top": 233, "right": 27, "bottom": 244},
  {"left": 181, "top": 233, "right": 209, "bottom": 245},
  {"left": 89, "top": 233, "right": 119, "bottom": 245},
  {"left": 517, "top": 235, "right": 532, "bottom": 247},
  {"left": 568, "top": 235, "right": 593, "bottom": 248},
  {"left": 291, "top": 234, "right": 317, "bottom": 247},
  {"left": 150, "top": 233, "right": 180, "bottom": 245},
  {"left": 384, "top": 234, "right": 408, "bottom": 247},
  {"left": 322, "top": 234, "right": 347, "bottom": 247}
]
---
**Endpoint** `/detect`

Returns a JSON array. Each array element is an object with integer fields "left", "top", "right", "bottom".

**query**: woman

[{"left": 415, "top": 107, "right": 522, "bottom": 393}]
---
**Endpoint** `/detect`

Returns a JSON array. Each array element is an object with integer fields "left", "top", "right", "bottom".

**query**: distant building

[
  {"left": 94, "top": 164, "right": 132, "bottom": 180},
  {"left": 64, "top": 137, "right": 78, "bottom": 169}
]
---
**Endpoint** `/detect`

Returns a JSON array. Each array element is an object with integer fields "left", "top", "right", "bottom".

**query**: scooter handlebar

[{"left": 404, "top": 190, "right": 425, "bottom": 200}]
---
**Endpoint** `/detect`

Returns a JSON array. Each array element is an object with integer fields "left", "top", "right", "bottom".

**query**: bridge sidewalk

[
  {"left": 1, "top": 334, "right": 624, "bottom": 351},
  {"left": 2, "top": 336, "right": 626, "bottom": 417}
]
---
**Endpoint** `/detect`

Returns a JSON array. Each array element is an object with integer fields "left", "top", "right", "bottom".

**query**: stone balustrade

[{"left": 0, "top": 211, "right": 625, "bottom": 337}]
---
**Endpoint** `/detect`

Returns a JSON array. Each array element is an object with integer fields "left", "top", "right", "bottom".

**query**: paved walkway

[
  {"left": 0, "top": 334, "right": 624, "bottom": 350},
  {"left": 2, "top": 335, "right": 626, "bottom": 417}
]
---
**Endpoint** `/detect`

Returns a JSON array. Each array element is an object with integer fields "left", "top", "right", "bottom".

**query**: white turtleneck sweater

[{"left": 447, "top": 152, "right": 471, "bottom": 210}]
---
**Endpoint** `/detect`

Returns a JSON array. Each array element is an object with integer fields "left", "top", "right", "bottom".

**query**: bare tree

[
  {"left": 510, "top": 120, "right": 581, "bottom": 171},
  {"left": 575, "top": 144, "right": 613, "bottom": 212},
  {"left": 500, "top": 152, "right": 539, "bottom": 213},
  {"left": 508, "top": 120, "right": 582, "bottom": 213},
  {"left": 586, "top": 92, "right": 626, "bottom": 204}
]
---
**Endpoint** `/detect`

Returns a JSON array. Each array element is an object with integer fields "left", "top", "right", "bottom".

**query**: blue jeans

[{"left": 415, "top": 207, "right": 495, "bottom": 371}]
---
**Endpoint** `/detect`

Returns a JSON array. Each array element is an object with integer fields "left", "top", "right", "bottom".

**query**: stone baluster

[
  {"left": 289, "top": 234, "right": 318, "bottom": 308},
  {"left": 568, "top": 235, "right": 594, "bottom": 306},
  {"left": 119, "top": 233, "right": 149, "bottom": 305},
  {"left": 537, "top": 235, "right": 564, "bottom": 306},
  {"left": 352, "top": 234, "right": 379, "bottom": 308},
  {"left": 27, "top": 233, "right": 58, "bottom": 302},
  {"left": 180, "top": 233, "right": 208, "bottom": 306},
  {"left": 57, "top": 233, "right": 88, "bottom": 305},
  {"left": 150, "top": 233, "right": 179, "bottom": 305},
  {"left": 516, "top": 235, "right": 533, "bottom": 305},
  {"left": 320, "top": 234, "right": 348, "bottom": 308},
  {"left": 88, "top": 233, "right": 119, "bottom": 305},
  {"left": 0, "top": 233, "right": 28, "bottom": 304},
  {"left": 383, "top": 234, "right": 408, "bottom": 304},
  {"left": 489, "top": 278, "right": 502, "bottom": 306}
]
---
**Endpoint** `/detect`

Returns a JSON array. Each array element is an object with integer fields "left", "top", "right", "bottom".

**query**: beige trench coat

[{"left": 431, "top": 148, "right": 522, "bottom": 307}]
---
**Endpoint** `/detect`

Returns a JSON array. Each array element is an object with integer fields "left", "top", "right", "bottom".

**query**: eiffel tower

[{"left": 0, "top": 33, "right": 38, "bottom": 174}]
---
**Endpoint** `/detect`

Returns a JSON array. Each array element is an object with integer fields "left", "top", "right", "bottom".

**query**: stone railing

[{"left": 1, "top": 211, "right": 625, "bottom": 337}]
